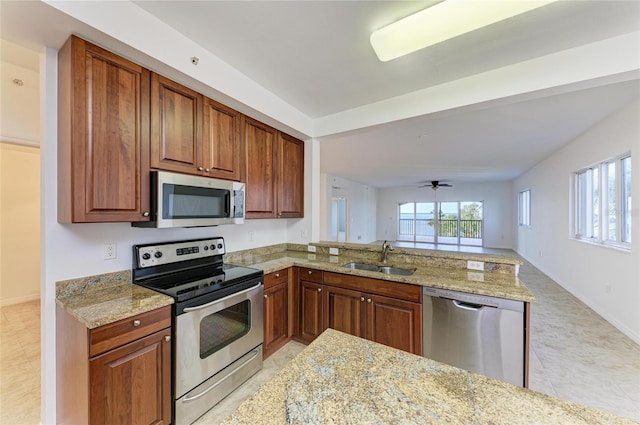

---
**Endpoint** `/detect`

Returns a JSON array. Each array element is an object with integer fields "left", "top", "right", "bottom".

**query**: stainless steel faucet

[{"left": 381, "top": 240, "right": 394, "bottom": 263}]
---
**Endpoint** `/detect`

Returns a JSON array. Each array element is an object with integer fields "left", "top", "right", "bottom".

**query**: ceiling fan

[{"left": 418, "top": 180, "right": 453, "bottom": 191}]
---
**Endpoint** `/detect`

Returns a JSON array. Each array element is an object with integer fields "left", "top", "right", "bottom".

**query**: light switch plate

[
  {"left": 307, "top": 245, "right": 316, "bottom": 253},
  {"left": 467, "top": 260, "right": 484, "bottom": 271},
  {"left": 329, "top": 247, "right": 339, "bottom": 255}
]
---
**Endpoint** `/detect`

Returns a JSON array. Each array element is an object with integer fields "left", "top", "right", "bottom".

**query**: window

[
  {"left": 518, "top": 190, "right": 531, "bottom": 227},
  {"left": 398, "top": 201, "right": 483, "bottom": 246},
  {"left": 573, "top": 154, "right": 631, "bottom": 248}
]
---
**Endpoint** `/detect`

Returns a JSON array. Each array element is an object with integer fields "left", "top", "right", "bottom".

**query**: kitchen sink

[{"left": 342, "top": 262, "right": 416, "bottom": 276}]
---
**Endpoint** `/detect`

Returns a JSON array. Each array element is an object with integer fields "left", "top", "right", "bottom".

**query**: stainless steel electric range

[{"left": 132, "top": 237, "right": 264, "bottom": 425}]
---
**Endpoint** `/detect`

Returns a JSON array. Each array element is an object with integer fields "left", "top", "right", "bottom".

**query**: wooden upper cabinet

[
  {"left": 150, "top": 74, "right": 203, "bottom": 174},
  {"left": 242, "top": 116, "right": 305, "bottom": 219},
  {"left": 202, "top": 98, "right": 242, "bottom": 180},
  {"left": 58, "top": 35, "right": 150, "bottom": 223},
  {"left": 277, "top": 133, "right": 304, "bottom": 218},
  {"left": 243, "top": 116, "right": 277, "bottom": 218}
]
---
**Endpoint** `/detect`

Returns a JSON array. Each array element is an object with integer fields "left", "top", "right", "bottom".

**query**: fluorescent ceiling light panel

[{"left": 370, "top": 0, "right": 559, "bottom": 62}]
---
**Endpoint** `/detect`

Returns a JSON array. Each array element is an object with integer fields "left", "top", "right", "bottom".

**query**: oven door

[{"left": 175, "top": 280, "right": 263, "bottom": 399}]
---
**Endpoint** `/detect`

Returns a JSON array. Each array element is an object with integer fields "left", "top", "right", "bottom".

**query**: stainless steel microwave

[{"left": 133, "top": 171, "right": 245, "bottom": 228}]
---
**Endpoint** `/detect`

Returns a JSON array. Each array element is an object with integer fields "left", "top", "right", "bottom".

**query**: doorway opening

[{"left": 330, "top": 197, "right": 348, "bottom": 242}]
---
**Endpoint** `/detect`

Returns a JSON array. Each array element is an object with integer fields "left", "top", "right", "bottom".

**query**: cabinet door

[
  {"left": 243, "top": 116, "right": 277, "bottom": 218},
  {"left": 366, "top": 294, "right": 422, "bottom": 355},
  {"left": 277, "top": 133, "right": 304, "bottom": 218},
  {"left": 89, "top": 329, "right": 171, "bottom": 425},
  {"left": 151, "top": 73, "right": 203, "bottom": 175},
  {"left": 202, "top": 98, "right": 241, "bottom": 181},
  {"left": 58, "top": 35, "right": 150, "bottom": 223},
  {"left": 324, "top": 285, "right": 365, "bottom": 338},
  {"left": 298, "top": 281, "right": 324, "bottom": 344},
  {"left": 263, "top": 281, "right": 289, "bottom": 358}
]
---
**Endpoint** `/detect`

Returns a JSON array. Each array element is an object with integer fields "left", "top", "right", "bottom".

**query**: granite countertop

[
  {"left": 230, "top": 251, "right": 535, "bottom": 302},
  {"left": 221, "top": 329, "right": 632, "bottom": 425},
  {"left": 55, "top": 271, "right": 174, "bottom": 329}
]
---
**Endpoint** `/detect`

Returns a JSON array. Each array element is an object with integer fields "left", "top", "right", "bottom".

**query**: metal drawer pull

[
  {"left": 308, "top": 270, "right": 312, "bottom": 275},
  {"left": 317, "top": 288, "right": 322, "bottom": 292},
  {"left": 182, "top": 349, "right": 260, "bottom": 402},
  {"left": 133, "top": 320, "right": 141, "bottom": 327},
  {"left": 164, "top": 335, "right": 171, "bottom": 342},
  {"left": 183, "top": 283, "right": 262, "bottom": 312},
  {"left": 264, "top": 294, "right": 268, "bottom": 299},
  {"left": 275, "top": 273, "right": 280, "bottom": 278},
  {"left": 367, "top": 299, "right": 372, "bottom": 303},
  {"left": 360, "top": 297, "right": 365, "bottom": 302}
]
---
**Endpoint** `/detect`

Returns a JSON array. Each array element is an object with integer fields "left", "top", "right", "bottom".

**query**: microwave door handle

[{"left": 226, "top": 191, "right": 231, "bottom": 217}]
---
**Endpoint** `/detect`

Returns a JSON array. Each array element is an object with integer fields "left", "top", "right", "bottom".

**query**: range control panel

[{"left": 136, "top": 237, "right": 226, "bottom": 268}]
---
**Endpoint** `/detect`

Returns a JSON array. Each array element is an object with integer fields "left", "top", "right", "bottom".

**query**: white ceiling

[{"left": 2, "top": 1, "right": 639, "bottom": 187}]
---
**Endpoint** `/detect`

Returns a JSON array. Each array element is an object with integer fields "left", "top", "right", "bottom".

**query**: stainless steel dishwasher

[{"left": 422, "top": 287, "right": 524, "bottom": 387}]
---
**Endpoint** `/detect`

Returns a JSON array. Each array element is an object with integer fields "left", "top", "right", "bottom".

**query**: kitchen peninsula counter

[
  {"left": 221, "top": 329, "right": 632, "bottom": 425},
  {"left": 227, "top": 245, "right": 535, "bottom": 302}
]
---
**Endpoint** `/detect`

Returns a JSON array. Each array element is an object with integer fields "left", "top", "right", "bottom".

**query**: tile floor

[
  {"left": 0, "top": 300, "right": 41, "bottom": 425},
  {"left": 1, "top": 257, "right": 638, "bottom": 424}
]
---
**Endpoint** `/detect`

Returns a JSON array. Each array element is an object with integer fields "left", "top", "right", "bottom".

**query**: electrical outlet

[
  {"left": 307, "top": 245, "right": 316, "bottom": 253},
  {"left": 467, "top": 260, "right": 484, "bottom": 271},
  {"left": 103, "top": 243, "right": 116, "bottom": 260},
  {"left": 467, "top": 272, "right": 485, "bottom": 282},
  {"left": 329, "top": 247, "right": 339, "bottom": 255}
]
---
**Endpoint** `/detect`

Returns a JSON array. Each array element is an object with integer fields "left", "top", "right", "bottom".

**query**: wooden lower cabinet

[
  {"left": 89, "top": 330, "right": 171, "bottom": 425},
  {"left": 57, "top": 305, "right": 172, "bottom": 425},
  {"left": 298, "top": 280, "right": 325, "bottom": 344},
  {"left": 324, "top": 285, "right": 422, "bottom": 355},
  {"left": 263, "top": 280, "right": 289, "bottom": 358}
]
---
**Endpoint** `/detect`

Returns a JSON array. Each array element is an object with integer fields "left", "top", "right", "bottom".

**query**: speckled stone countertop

[
  {"left": 221, "top": 329, "right": 632, "bottom": 425},
  {"left": 228, "top": 249, "right": 535, "bottom": 303},
  {"left": 55, "top": 270, "right": 173, "bottom": 329}
]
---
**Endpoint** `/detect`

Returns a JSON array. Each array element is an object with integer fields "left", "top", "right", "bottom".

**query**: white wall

[
  {"left": 0, "top": 60, "right": 40, "bottom": 145},
  {"left": 320, "top": 174, "right": 378, "bottom": 243},
  {"left": 0, "top": 143, "right": 40, "bottom": 305},
  {"left": 514, "top": 98, "right": 640, "bottom": 344},
  {"left": 377, "top": 181, "right": 513, "bottom": 248}
]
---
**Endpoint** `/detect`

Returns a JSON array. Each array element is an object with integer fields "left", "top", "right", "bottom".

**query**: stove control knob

[
  {"left": 142, "top": 253, "right": 151, "bottom": 260},
  {"left": 217, "top": 243, "right": 223, "bottom": 250},
  {"left": 204, "top": 245, "right": 209, "bottom": 251},
  {"left": 210, "top": 244, "right": 215, "bottom": 250},
  {"left": 154, "top": 251, "right": 163, "bottom": 258}
]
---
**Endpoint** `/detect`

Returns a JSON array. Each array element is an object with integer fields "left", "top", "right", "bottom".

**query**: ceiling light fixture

[{"left": 370, "top": 0, "right": 559, "bottom": 62}]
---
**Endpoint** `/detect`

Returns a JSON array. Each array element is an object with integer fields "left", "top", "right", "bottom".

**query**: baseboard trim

[{"left": 1, "top": 293, "right": 40, "bottom": 307}]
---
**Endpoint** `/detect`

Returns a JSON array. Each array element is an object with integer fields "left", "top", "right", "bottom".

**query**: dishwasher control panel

[{"left": 422, "top": 287, "right": 523, "bottom": 312}]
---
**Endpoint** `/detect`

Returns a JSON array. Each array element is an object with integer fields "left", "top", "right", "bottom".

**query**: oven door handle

[
  {"left": 182, "top": 348, "right": 261, "bottom": 402},
  {"left": 183, "top": 283, "right": 262, "bottom": 312}
]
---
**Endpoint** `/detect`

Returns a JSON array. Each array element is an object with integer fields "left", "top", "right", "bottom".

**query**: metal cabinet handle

[
  {"left": 317, "top": 287, "right": 322, "bottom": 292},
  {"left": 197, "top": 166, "right": 204, "bottom": 171},
  {"left": 367, "top": 299, "right": 372, "bottom": 303},
  {"left": 142, "top": 211, "right": 150, "bottom": 217},
  {"left": 133, "top": 320, "right": 141, "bottom": 327},
  {"left": 205, "top": 168, "right": 210, "bottom": 172},
  {"left": 264, "top": 294, "right": 268, "bottom": 299},
  {"left": 360, "top": 297, "right": 365, "bottom": 302},
  {"left": 278, "top": 212, "right": 283, "bottom": 217},
  {"left": 275, "top": 273, "right": 280, "bottom": 278},
  {"left": 308, "top": 270, "right": 313, "bottom": 275},
  {"left": 164, "top": 335, "right": 171, "bottom": 342}
]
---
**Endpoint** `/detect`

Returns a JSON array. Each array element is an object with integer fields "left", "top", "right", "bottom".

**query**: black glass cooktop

[{"left": 134, "top": 263, "right": 263, "bottom": 302}]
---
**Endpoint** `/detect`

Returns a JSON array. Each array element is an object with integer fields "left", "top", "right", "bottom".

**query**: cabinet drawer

[
  {"left": 89, "top": 306, "right": 171, "bottom": 357},
  {"left": 264, "top": 269, "right": 288, "bottom": 289},
  {"left": 323, "top": 272, "right": 421, "bottom": 303},
  {"left": 299, "top": 267, "right": 323, "bottom": 283}
]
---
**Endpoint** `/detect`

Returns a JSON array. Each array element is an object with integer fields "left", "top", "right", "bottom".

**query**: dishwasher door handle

[{"left": 452, "top": 299, "right": 494, "bottom": 311}]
